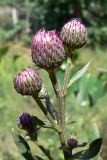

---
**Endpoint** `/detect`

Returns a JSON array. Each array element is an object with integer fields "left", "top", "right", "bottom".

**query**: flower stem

[
  {"left": 47, "top": 69, "right": 65, "bottom": 126},
  {"left": 32, "top": 94, "right": 60, "bottom": 132},
  {"left": 58, "top": 132, "right": 69, "bottom": 160},
  {"left": 63, "top": 56, "right": 72, "bottom": 96},
  {"left": 47, "top": 69, "right": 68, "bottom": 160},
  {"left": 47, "top": 69, "right": 61, "bottom": 98}
]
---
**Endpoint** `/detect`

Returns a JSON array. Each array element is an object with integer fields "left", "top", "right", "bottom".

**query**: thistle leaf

[
  {"left": 72, "top": 138, "right": 102, "bottom": 159},
  {"left": 67, "top": 61, "right": 91, "bottom": 88},
  {"left": 32, "top": 116, "right": 45, "bottom": 126},
  {"left": 12, "top": 128, "right": 34, "bottom": 160}
]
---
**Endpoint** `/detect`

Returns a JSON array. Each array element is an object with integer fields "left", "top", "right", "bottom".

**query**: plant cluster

[{"left": 12, "top": 19, "right": 102, "bottom": 160}]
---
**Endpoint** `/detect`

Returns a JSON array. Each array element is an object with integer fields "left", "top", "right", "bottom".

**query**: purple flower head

[
  {"left": 60, "top": 19, "right": 88, "bottom": 50},
  {"left": 13, "top": 67, "right": 42, "bottom": 95},
  {"left": 17, "top": 112, "right": 34, "bottom": 131},
  {"left": 31, "top": 29, "right": 66, "bottom": 69}
]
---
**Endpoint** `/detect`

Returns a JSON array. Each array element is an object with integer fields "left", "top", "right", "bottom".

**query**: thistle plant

[{"left": 12, "top": 18, "right": 102, "bottom": 160}]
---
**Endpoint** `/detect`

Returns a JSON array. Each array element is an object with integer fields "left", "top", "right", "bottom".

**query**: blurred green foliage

[{"left": 0, "top": 0, "right": 107, "bottom": 46}]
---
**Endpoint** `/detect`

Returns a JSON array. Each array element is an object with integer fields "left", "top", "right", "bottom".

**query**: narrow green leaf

[
  {"left": 12, "top": 128, "right": 30, "bottom": 154},
  {"left": 67, "top": 61, "right": 91, "bottom": 88},
  {"left": 12, "top": 128, "right": 34, "bottom": 160},
  {"left": 88, "top": 138, "right": 102, "bottom": 157},
  {"left": 32, "top": 116, "right": 45, "bottom": 126},
  {"left": 72, "top": 138, "right": 102, "bottom": 159}
]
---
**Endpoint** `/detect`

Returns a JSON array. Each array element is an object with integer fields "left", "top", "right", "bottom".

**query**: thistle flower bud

[
  {"left": 67, "top": 138, "right": 78, "bottom": 149},
  {"left": 31, "top": 29, "right": 65, "bottom": 69},
  {"left": 17, "top": 112, "right": 34, "bottom": 131},
  {"left": 13, "top": 67, "right": 42, "bottom": 95},
  {"left": 60, "top": 19, "right": 88, "bottom": 50}
]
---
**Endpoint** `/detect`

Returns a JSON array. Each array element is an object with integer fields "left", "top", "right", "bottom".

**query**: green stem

[
  {"left": 32, "top": 95, "right": 60, "bottom": 132},
  {"left": 34, "top": 141, "right": 54, "bottom": 160},
  {"left": 47, "top": 70, "right": 65, "bottom": 127},
  {"left": 47, "top": 69, "right": 61, "bottom": 98},
  {"left": 58, "top": 131, "right": 69, "bottom": 160},
  {"left": 63, "top": 56, "right": 72, "bottom": 96},
  {"left": 47, "top": 69, "right": 68, "bottom": 160}
]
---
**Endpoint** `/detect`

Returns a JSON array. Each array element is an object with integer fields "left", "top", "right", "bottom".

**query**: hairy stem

[
  {"left": 47, "top": 69, "right": 68, "bottom": 160},
  {"left": 47, "top": 69, "right": 61, "bottom": 98},
  {"left": 47, "top": 69, "right": 65, "bottom": 127}
]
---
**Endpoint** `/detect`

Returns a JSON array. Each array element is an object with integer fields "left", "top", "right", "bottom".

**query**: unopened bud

[
  {"left": 13, "top": 67, "right": 42, "bottom": 95},
  {"left": 17, "top": 112, "right": 34, "bottom": 131},
  {"left": 67, "top": 138, "right": 78, "bottom": 149},
  {"left": 31, "top": 29, "right": 66, "bottom": 69},
  {"left": 60, "top": 19, "right": 87, "bottom": 50},
  {"left": 17, "top": 112, "right": 37, "bottom": 140}
]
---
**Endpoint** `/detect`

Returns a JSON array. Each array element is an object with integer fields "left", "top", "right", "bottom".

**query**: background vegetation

[{"left": 0, "top": 0, "right": 107, "bottom": 159}]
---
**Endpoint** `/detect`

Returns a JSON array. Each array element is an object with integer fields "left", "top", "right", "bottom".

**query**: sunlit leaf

[{"left": 67, "top": 61, "right": 91, "bottom": 88}]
